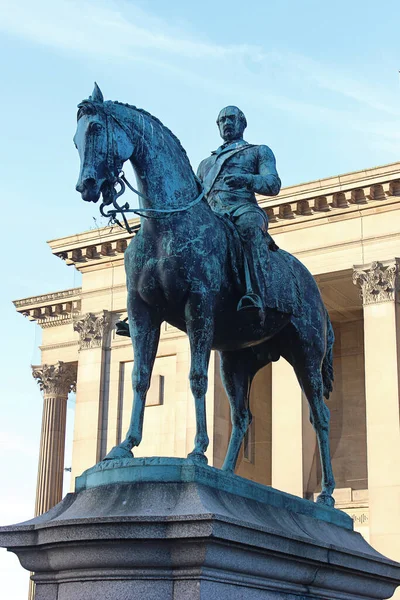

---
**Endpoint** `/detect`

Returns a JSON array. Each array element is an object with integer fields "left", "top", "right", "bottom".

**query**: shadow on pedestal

[{"left": 0, "top": 458, "right": 399, "bottom": 600}]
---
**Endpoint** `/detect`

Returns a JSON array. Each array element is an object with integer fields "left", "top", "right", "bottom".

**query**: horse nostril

[
  {"left": 76, "top": 178, "right": 96, "bottom": 193},
  {"left": 85, "top": 178, "right": 96, "bottom": 189}
]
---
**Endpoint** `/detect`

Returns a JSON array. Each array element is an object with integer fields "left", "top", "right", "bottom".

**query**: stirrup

[
  {"left": 237, "top": 293, "right": 263, "bottom": 312},
  {"left": 115, "top": 319, "right": 131, "bottom": 337}
]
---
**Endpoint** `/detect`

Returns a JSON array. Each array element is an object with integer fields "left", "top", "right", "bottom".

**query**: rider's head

[{"left": 217, "top": 106, "right": 247, "bottom": 143}]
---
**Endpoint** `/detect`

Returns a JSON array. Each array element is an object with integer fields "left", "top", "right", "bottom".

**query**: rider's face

[{"left": 217, "top": 109, "right": 244, "bottom": 143}]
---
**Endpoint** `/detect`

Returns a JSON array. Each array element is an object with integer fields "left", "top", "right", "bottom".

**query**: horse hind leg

[
  {"left": 220, "top": 349, "right": 254, "bottom": 473},
  {"left": 185, "top": 297, "right": 214, "bottom": 464},
  {"left": 295, "top": 362, "right": 335, "bottom": 507}
]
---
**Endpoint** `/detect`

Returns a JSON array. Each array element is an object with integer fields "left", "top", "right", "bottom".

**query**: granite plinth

[
  {"left": 0, "top": 458, "right": 399, "bottom": 600},
  {"left": 76, "top": 457, "right": 352, "bottom": 529}
]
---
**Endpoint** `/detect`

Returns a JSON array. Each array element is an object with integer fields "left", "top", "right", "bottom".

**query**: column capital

[
  {"left": 353, "top": 258, "right": 400, "bottom": 305},
  {"left": 32, "top": 361, "right": 77, "bottom": 397},
  {"left": 73, "top": 310, "right": 110, "bottom": 350}
]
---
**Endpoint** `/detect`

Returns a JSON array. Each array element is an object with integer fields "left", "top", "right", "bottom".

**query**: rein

[{"left": 99, "top": 111, "right": 205, "bottom": 234}]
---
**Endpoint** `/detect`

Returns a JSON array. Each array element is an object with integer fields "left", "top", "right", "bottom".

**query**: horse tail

[{"left": 322, "top": 311, "right": 334, "bottom": 399}]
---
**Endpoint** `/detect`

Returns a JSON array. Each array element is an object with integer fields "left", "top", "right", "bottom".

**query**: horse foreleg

[
  {"left": 105, "top": 308, "right": 160, "bottom": 460},
  {"left": 185, "top": 297, "right": 214, "bottom": 464},
  {"left": 220, "top": 350, "right": 254, "bottom": 473}
]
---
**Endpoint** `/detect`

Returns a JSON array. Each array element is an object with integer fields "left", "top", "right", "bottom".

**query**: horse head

[{"left": 74, "top": 83, "right": 134, "bottom": 204}]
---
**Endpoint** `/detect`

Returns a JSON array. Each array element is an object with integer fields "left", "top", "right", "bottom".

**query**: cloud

[
  {"left": 0, "top": 0, "right": 265, "bottom": 62},
  {"left": 276, "top": 51, "right": 400, "bottom": 118},
  {"left": 0, "top": 0, "right": 397, "bottom": 144}
]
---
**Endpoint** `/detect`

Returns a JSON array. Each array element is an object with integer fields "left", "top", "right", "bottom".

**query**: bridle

[
  {"left": 96, "top": 106, "right": 205, "bottom": 234},
  {"left": 100, "top": 170, "right": 205, "bottom": 234}
]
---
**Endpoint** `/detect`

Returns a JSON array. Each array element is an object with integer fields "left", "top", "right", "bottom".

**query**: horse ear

[{"left": 90, "top": 82, "right": 104, "bottom": 103}]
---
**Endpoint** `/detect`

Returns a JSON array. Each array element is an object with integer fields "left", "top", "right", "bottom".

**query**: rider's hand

[{"left": 223, "top": 173, "right": 253, "bottom": 190}]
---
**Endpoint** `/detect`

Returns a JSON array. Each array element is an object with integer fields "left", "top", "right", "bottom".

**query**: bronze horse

[{"left": 74, "top": 84, "right": 336, "bottom": 506}]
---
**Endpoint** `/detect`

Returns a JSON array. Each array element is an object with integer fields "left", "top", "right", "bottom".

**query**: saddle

[{"left": 215, "top": 213, "right": 302, "bottom": 318}]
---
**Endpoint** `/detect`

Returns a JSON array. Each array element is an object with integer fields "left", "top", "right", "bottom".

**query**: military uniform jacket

[{"left": 197, "top": 139, "right": 281, "bottom": 217}]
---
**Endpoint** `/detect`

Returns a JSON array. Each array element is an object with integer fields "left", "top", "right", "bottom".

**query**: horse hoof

[
  {"left": 316, "top": 491, "right": 335, "bottom": 508},
  {"left": 187, "top": 452, "right": 208, "bottom": 465},
  {"left": 103, "top": 445, "right": 133, "bottom": 461}
]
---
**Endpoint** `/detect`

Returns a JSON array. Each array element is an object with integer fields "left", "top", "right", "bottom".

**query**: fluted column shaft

[
  {"left": 34, "top": 393, "right": 68, "bottom": 516},
  {"left": 32, "top": 361, "right": 76, "bottom": 516}
]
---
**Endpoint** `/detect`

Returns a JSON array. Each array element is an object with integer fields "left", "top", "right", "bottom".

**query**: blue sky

[{"left": 0, "top": 0, "right": 399, "bottom": 596}]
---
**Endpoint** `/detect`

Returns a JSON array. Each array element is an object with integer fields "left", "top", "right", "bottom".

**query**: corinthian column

[
  {"left": 353, "top": 259, "right": 400, "bottom": 566},
  {"left": 32, "top": 361, "right": 77, "bottom": 516}
]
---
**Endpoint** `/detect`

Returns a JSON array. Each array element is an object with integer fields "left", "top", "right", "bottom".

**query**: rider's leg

[{"left": 234, "top": 212, "right": 269, "bottom": 310}]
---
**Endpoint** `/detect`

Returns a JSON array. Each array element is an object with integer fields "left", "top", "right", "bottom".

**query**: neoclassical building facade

[{"left": 16, "top": 161, "right": 400, "bottom": 582}]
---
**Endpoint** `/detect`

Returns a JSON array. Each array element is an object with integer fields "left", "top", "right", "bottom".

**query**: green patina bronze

[
  {"left": 75, "top": 457, "right": 352, "bottom": 531},
  {"left": 74, "top": 84, "right": 336, "bottom": 507}
]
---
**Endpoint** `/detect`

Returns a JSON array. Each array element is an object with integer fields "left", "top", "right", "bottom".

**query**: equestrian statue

[{"left": 74, "top": 84, "right": 336, "bottom": 507}]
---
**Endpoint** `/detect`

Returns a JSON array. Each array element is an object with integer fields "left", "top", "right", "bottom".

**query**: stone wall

[{"left": 236, "top": 364, "right": 272, "bottom": 486}]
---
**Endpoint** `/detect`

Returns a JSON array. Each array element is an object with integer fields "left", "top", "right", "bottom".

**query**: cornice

[
  {"left": 14, "top": 287, "right": 82, "bottom": 326},
  {"left": 259, "top": 160, "right": 400, "bottom": 207},
  {"left": 262, "top": 177, "right": 400, "bottom": 227},
  {"left": 13, "top": 287, "right": 81, "bottom": 309},
  {"left": 48, "top": 224, "right": 138, "bottom": 269},
  {"left": 46, "top": 162, "right": 400, "bottom": 269}
]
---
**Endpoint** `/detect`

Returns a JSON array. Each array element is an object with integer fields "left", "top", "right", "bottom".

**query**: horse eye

[{"left": 89, "top": 122, "right": 103, "bottom": 134}]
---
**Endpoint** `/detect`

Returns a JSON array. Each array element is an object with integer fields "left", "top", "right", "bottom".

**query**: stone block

[{"left": 0, "top": 458, "right": 399, "bottom": 600}]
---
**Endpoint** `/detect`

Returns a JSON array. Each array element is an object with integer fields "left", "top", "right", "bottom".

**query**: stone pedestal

[{"left": 1, "top": 458, "right": 400, "bottom": 600}]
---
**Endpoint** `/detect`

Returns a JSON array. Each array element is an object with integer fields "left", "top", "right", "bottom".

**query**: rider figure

[{"left": 197, "top": 106, "right": 281, "bottom": 314}]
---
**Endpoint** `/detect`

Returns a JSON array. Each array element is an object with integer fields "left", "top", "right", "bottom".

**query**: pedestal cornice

[{"left": 14, "top": 287, "right": 81, "bottom": 327}]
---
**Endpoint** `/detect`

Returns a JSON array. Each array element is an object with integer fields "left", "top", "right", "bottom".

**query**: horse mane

[
  {"left": 113, "top": 101, "right": 193, "bottom": 173},
  {"left": 78, "top": 98, "right": 194, "bottom": 176}
]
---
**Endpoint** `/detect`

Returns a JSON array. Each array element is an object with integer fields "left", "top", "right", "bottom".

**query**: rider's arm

[
  {"left": 196, "top": 161, "right": 205, "bottom": 184},
  {"left": 250, "top": 145, "right": 281, "bottom": 196}
]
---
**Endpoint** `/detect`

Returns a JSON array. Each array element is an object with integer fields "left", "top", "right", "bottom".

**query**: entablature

[
  {"left": 47, "top": 161, "right": 400, "bottom": 269},
  {"left": 14, "top": 287, "right": 82, "bottom": 327},
  {"left": 48, "top": 222, "right": 139, "bottom": 270},
  {"left": 259, "top": 161, "right": 400, "bottom": 227}
]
